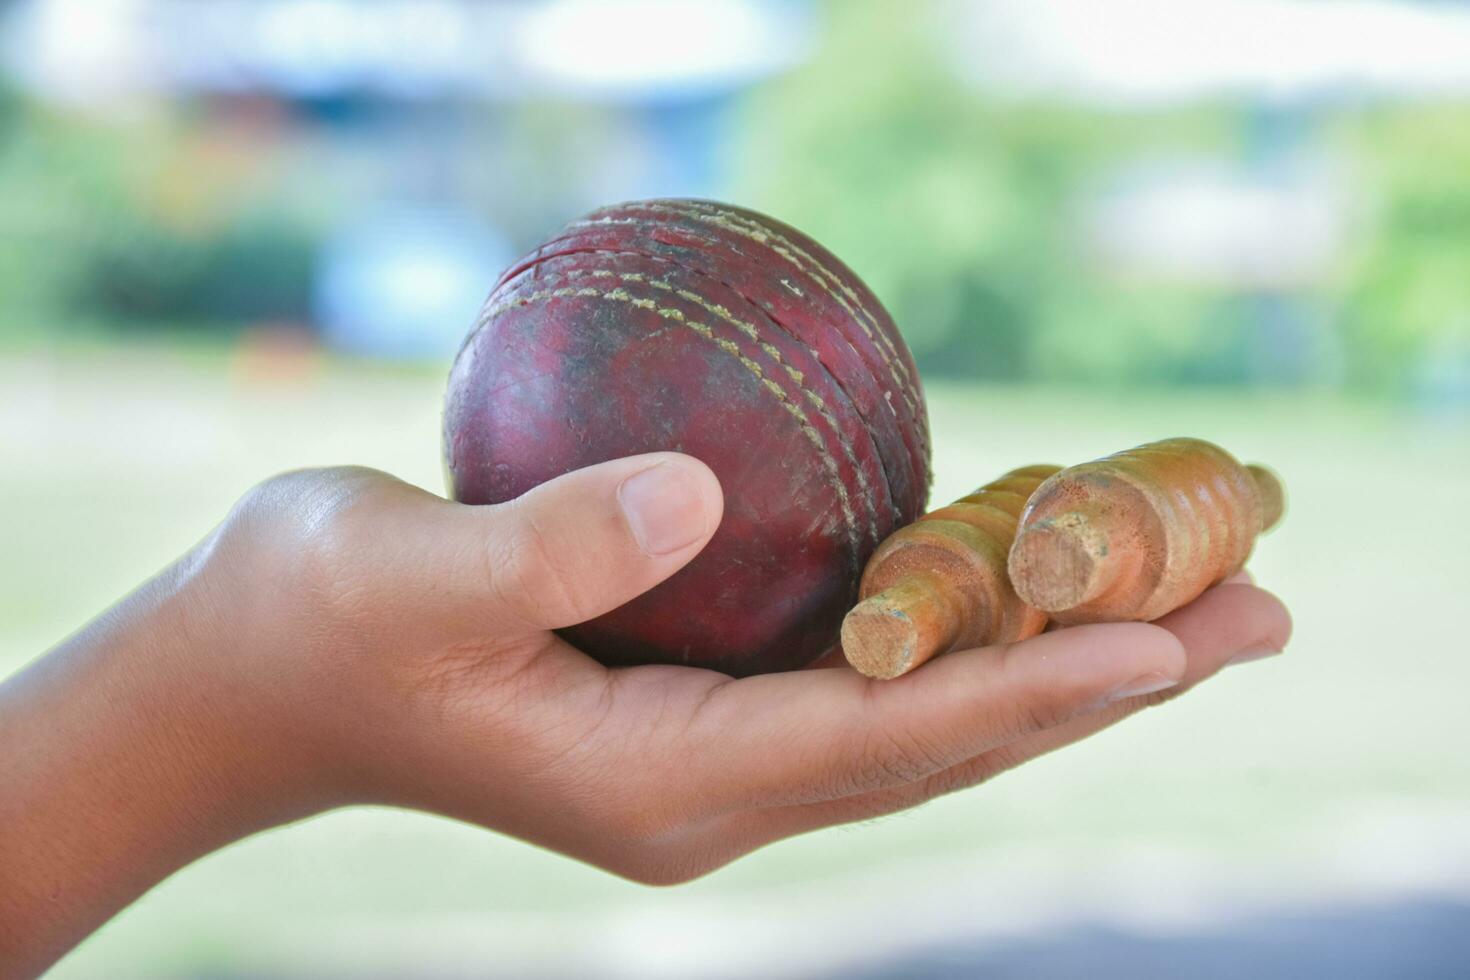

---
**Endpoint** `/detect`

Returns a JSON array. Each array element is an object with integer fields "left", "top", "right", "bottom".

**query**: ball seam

[
  {"left": 487, "top": 245, "right": 914, "bottom": 528},
  {"left": 480, "top": 283, "right": 866, "bottom": 572},
  {"left": 569, "top": 209, "right": 930, "bottom": 483}
]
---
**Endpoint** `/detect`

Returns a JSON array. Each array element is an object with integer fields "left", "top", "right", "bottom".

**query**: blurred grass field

[{"left": 4, "top": 342, "right": 1469, "bottom": 978}]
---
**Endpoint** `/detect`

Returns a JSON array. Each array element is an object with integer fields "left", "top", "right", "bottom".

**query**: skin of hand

[{"left": 0, "top": 453, "right": 1291, "bottom": 976}]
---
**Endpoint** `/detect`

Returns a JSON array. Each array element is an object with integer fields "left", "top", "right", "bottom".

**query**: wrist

[
  {"left": 126, "top": 538, "right": 359, "bottom": 828},
  {"left": 0, "top": 543, "right": 337, "bottom": 973}
]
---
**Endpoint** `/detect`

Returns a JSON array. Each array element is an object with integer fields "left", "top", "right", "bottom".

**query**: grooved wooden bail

[
  {"left": 1003, "top": 503, "right": 1117, "bottom": 613},
  {"left": 842, "top": 574, "right": 963, "bottom": 680},
  {"left": 1008, "top": 438, "right": 1285, "bottom": 625},
  {"left": 1249, "top": 464, "right": 1285, "bottom": 532},
  {"left": 842, "top": 464, "right": 1061, "bottom": 680}
]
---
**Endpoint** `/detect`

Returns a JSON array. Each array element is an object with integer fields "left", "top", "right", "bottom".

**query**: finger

[
  {"left": 478, "top": 452, "right": 723, "bottom": 630},
  {"left": 918, "top": 583, "right": 1291, "bottom": 793},
  {"left": 963, "top": 584, "right": 1290, "bottom": 772},
  {"left": 737, "top": 583, "right": 1290, "bottom": 841},
  {"left": 683, "top": 621, "right": 1186, "bottom": 814},
  {"left": 331, "top": 454, "right": 722, "bottom": 640},
  {"left": 1150, "top": 581, "right": 1291, "bottom": 681}
]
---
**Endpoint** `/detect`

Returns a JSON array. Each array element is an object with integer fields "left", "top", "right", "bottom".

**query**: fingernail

[
  {"left": 1108, "top": 671, "right": 1179, "bottom": 702},
  {"left": 1227, "top": 643, "right": 1283, "bottom": 667},
  {"left": 619, "top": 463, "right": 709, "bottom": 556}
]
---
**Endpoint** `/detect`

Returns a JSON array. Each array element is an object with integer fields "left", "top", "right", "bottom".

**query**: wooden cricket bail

[
  {"left": 842, "top": 572, "right": 965, "bottom": 680},
  {"left": 842, "top": 465, "right": 1060, "bottom": 680},
  {"left": 1248, "top": 463, "right": 1286, "bottom": 533},
  {"left": 1004, "top": 502, "right": 1125, "bottom": 613},
  {"left": 1008, "top": 438, "right": 1284, "bottom": 624}
]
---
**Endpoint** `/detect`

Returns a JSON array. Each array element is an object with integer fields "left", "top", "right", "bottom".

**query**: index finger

[{"left": 681, "top": 620, "right": 1186, "bottom": 815}]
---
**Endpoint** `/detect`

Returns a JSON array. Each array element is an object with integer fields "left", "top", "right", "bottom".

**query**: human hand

[
  {"left": 0, "top": 454, "right": 1290, "bottom": 974},
  {"left": 166, "top": 452, "right": 1291, "bottom": 877}
]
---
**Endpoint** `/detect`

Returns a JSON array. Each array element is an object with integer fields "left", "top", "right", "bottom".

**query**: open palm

[{"left": 244, "top": 455, "right": 1289, "bottom": 885}]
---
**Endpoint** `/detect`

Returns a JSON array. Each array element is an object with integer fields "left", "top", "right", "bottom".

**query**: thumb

[{"left": 464, "top": 452, "right": 723, "bottom": 632}]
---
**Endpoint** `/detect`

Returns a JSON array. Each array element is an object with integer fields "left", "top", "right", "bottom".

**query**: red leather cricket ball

[{"left": 444, "top": 199, "right": 930, "bottom": 675}]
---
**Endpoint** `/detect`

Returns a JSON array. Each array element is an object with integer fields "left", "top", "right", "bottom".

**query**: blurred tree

[
  {"left": 1332, "top": 104, "right": 1470, "bottom": 397},
  {"left": 0, "top": 101, "right": 123, "bottom": 336},
  {"left": 80, "top": 208, "right": 315, "bottom": 326},
  {"left": 728, "top": 0, "right": 1361, "bottom": 391},
  {"left": 730, "top": 0, "right": 1084, "bottom": 379},
  {"left": 0, "top": 98, "right": 317, "bottom": 335}
]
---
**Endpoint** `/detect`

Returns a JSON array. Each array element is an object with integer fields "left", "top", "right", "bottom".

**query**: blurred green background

[{"left": 2, "top": 0, "right": 1468, "bottom": 977}]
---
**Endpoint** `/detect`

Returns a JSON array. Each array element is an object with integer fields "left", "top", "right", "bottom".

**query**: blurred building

[{"left": 1, "top": 0, "right": 814, "bottom": 356}]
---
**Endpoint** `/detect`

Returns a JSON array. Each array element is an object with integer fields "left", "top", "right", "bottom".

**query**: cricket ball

[{"left": 444, "top": 199, "right": 930, "bottom": 675}]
